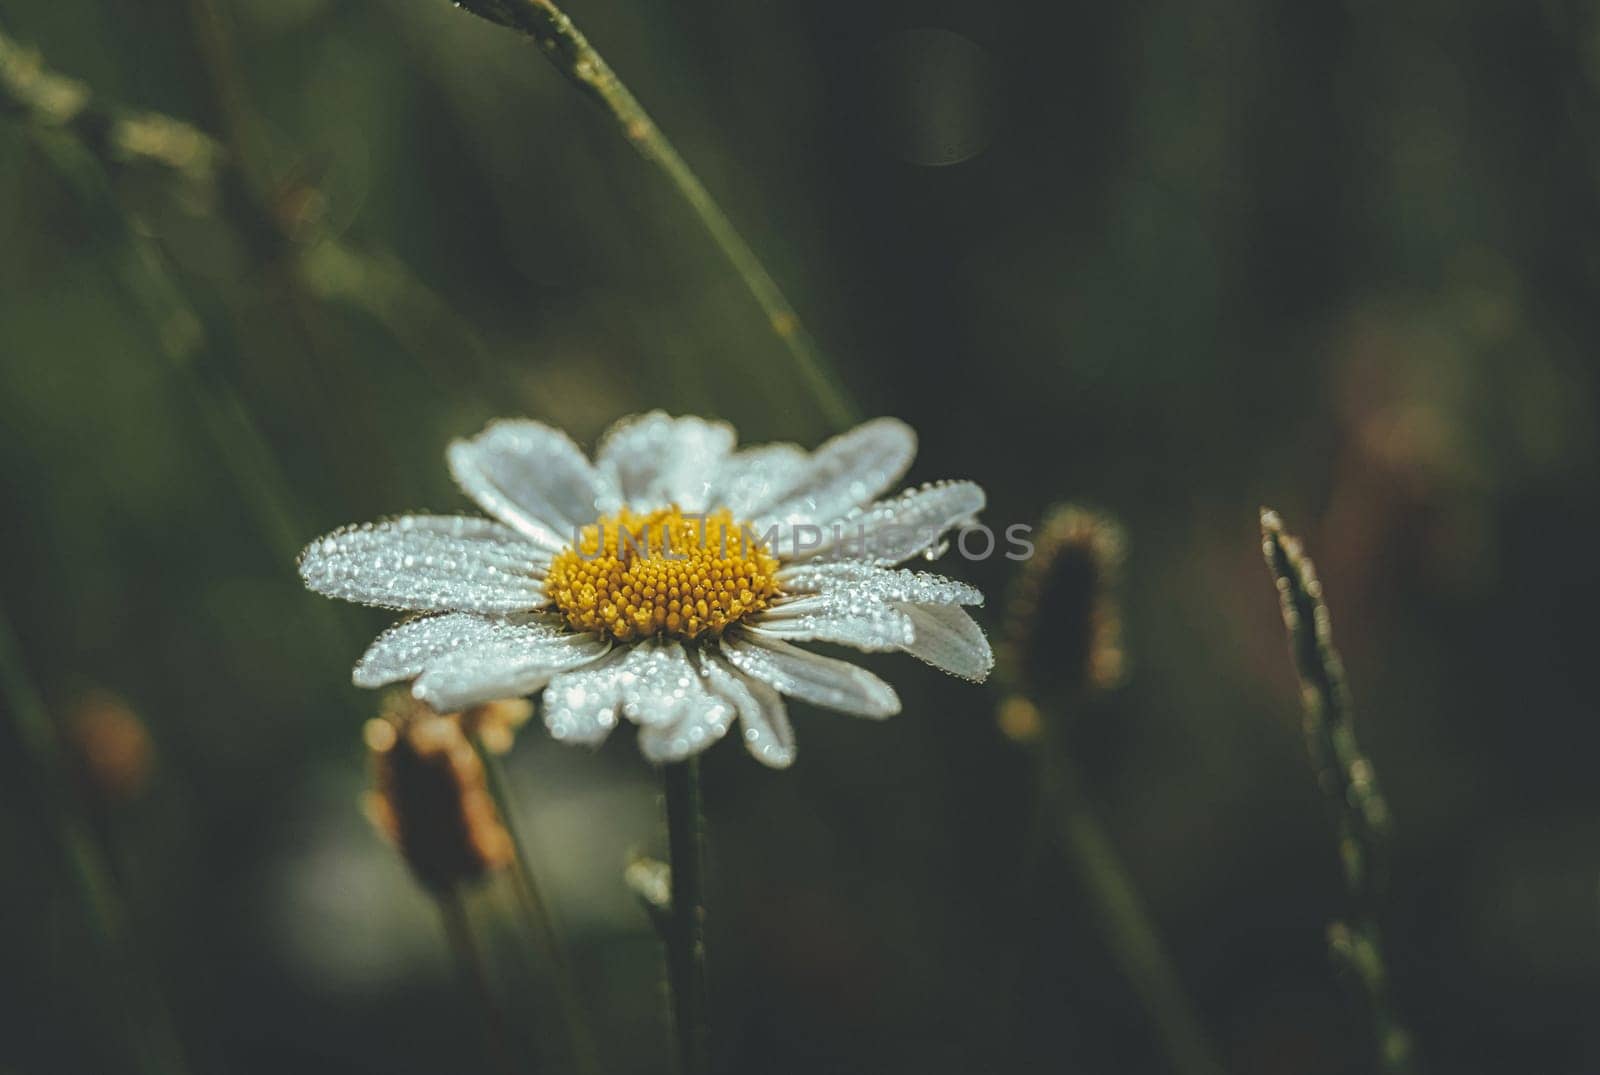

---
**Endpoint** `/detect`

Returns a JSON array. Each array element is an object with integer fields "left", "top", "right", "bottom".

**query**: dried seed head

[
  {"left": 65, "top": 689, "right": 153, "bottom": 801},
  {"left": 1000, "top": 504, "right": 1127, "bottom": 712},
  {"left": 364, "top": 692, "right": 514, "bottom": 892}
]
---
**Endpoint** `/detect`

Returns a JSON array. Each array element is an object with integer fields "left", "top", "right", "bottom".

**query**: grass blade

[
  {"left": 450, "top": 0, "right": 859, "bottom": 429},
  {"left": 1259, "top": 508, "right": 1416, "bottom": 1075}
]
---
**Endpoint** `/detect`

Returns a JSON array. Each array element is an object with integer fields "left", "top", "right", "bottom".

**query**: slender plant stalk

[
  {"left": 437, "top": 887, "right": 517, "bottom": 1075},
  {"left": 0, "top": 29, "right": 310, "bottom": 569},
  {"left": 3, "top": 17, "right": 522, "bottom": 412},
  {"left": 0, "top": 604, "right": 189, "bottom": 1075},
  {"left": 471, "top": 737, "right": 604, "bottom": 1075},
  {"left": 995, "top": 505, "right": 1215, "bottom": 1071},
  {"left": 180, "top": 0, "right": 418, "bottom": 492},
  {"left": 1035, "top": 717, "right": 1224, "bottom": 1075},
  {"left": 181, "top": 0, "right": 270, "bottom": 192},
  {"left": 662, "top": 758, "right": 710, "bottom": 1075},
  {"left": 16, "top": 113, "right": 354, "bottom": 662},
  {"left": 0, "top": 24, "right": 219, "bottom": 188},
  {"left": 450, "top": 0, "right": 859, "bottom": 430},
  {"left": 1259, "top": 509, "right": 1415, "bottom": 1075}
]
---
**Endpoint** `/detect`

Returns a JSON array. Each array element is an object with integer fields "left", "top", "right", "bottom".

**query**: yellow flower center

[{"left": 545, "top": 507, "right": 781, "bottom": 642}]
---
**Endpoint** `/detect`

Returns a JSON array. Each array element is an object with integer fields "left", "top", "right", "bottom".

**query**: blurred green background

[{"left": 3, "top": 0, "right": 1599, "bottom": 1072}]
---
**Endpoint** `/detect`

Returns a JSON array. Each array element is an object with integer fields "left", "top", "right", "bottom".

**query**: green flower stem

[
  {"left": 1260, "top": 509, "right": 1415, "bottom": 1075},
  {"left": 436, "top": 886, "right": 517, "bottom": 1075},
  {"left": 662, "top": 757, "right": 710, "bottom": 1075},
  {"left": 471, "top": 737, "right": 605, "bottom": 1075},
  {"left": 1035, "top": 716, "right": 1225, "bottom": 1075},
  {"left": 0, "top": 604, "right": 189, "bottom": 1075},
  {"left": 450, "top": 0, "right": 859, "bottom": 430}
]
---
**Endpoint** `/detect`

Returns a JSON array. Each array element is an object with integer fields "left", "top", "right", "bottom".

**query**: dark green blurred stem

[
  {"left": 179, "top": 0, "right": 406, "bottom": 489},
  {"left": 0, "top": 605, "right": 189, "bottom": 1075},
  {"left": 181, "top": 0, "right": 269, "bottom": 193},
  {"left": 450, "top": 0, "right": 859, "bottom": 430},
  {"left": 4, "top": 16, "right": 519, "bottom": 415},
  {"left": 15, "top": 114, "right": 350, "bottom": 660},
  {"left": 471, "top": 737, "right": 604, "bottom": 1075},
  {"left": 1035, "top": 715, "right": 1224, "bottom": 1075},
  {"left": 1260, "top": 510, "right": 1415, "bottom": 1075},
  {"left": 0, "top": 24, "right": 219, "bottom": 188},
  {"left": 662, "top": 758, "right": 710, "bottom": 1075},
  {"left": 437, "top": 886, "right": 517, "bottom": 1075},
  {"left": 0, "top": 26, "right": 310, "bottom": 568}
]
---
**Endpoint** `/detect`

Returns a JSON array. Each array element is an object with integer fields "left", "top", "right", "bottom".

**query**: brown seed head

[
  {"left": 1000, "top": 504, "right": 1127, "bottom": 710},
  {"left": 364, "top": 693, "right": 514, "bottom": 892}
]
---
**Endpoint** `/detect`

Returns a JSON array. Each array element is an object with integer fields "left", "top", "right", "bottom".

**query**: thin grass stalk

[
  {"left": 0, "top": 32, "right": 309, "bottom": 569},
  {"left": 1035, "top": 717, "right": 1224, "bottom": 1075},
  {"left": 0, "top": 23, "right": 219, "bottom": 187},
  {"left": 470, "top": 736, "right": 604, "bottom": 1075},
  {"left": 437, "top": 886, "right": 518, "bottom": 1075},
  {"left": 14, "top": 113, "right": 353, "bottom": 666},
  {"left": 3, "top": 17, "right": 515, "bottom": 589},
  {"left": 2, "top": 17, "right": 521, "bottom": 412},
  {"left": 999, "top": 505, "right": 1217, "bottom": 1074},
  {"left": 449, "top": 0, "right": 859, "bottom": 430},
  {"left": 180, "top": 0, "right": 419, "bottom": 490},
  {"left": 662, "top": 758, "right": 710, "bottom": 1075},
  {"left": 1259, "top": 508, "right": 1415, "bottom": 1075},
  {"left": 0, "top": 605, "right": 189, "bottom": 1075}
]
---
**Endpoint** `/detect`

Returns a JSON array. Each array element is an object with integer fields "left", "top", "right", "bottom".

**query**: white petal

[
  {"left": 354, "top": 611, "right": 565, "bottom": 687},
  {"left": 775, "top": 562, "right": 983, "bottom": 607},
  {"left": 542, "top": 638, "right": 717, "bottom": 748},
  {"left": 749, "top": 594, "right": 915, "bottom": 651},
  {"left": 298, "top": 516, "right": 551, "bottom": 613},
  {"left": 720, "top": 630, "right": 900, "bottom": 718},
  {"left": 789, "top": 481, "right": 986, "bottom": 565},
  {"left": 636, "top": 651, "right": 737, "bottom": 764},
  {"left": 613, "top": 639, "right": 713, "bottom": 728},
  {"left": 898, "top": 603, "right": 993, "bottom": 683},
  {"left": 707, "top": 443, "right": 809, "bottom": 517},
  {"left": 541, "top": 650, "right": 631, "bottom": 746},
  {"left": 412, "top": 629, "right": 611, "bottom": 712},
  {"left": 447, "top": 420, "right": 611, "bottom": 541},
  {"left": 595, "top": 412, "right": 737, "bottom": 512},
  {"left": 753, "top": 417, "right": 917, "bottom": 533},
  {"left": 701, "top": 655, "right": 795, "bottom": 768}
]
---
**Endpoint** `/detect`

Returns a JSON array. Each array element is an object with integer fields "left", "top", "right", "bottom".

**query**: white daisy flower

[{"left": 298, "top": 413, "right": 992, "bottom": 768}]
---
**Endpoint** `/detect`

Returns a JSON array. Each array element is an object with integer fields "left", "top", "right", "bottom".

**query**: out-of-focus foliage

[{"left": 2, "top": 0, "right": 1599, "bottom": 1072}]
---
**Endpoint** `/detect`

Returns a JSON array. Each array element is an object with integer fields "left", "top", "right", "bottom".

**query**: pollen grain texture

[{"left": 545, "top": 507, "right": 781, "bottom": 642}]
